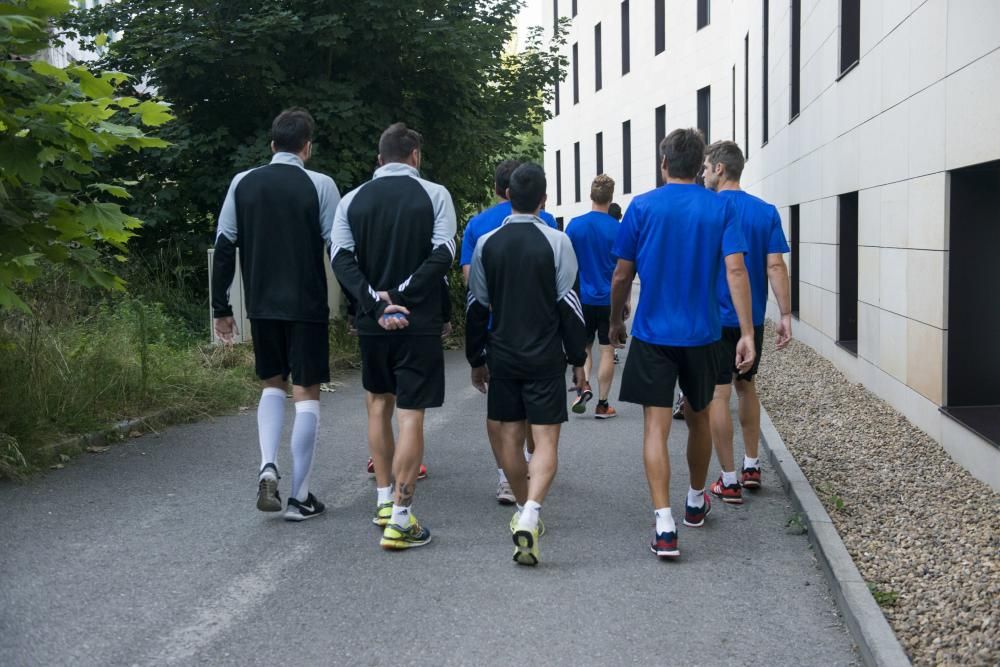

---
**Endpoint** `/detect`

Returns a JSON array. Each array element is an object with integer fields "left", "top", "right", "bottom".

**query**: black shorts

[
  {"left": 250, "top": 319, "right": 330, "bottom": 387},
  {"left": 619, "top": 337, "right": 722, "bottom": 412},
  {"left": 488, "top": 375, "right": 567, "bottom": 424},
  {"left": 716, "top": 325, "right": 765, "bottom": 384},
  {"left": 360, "top": 335, "right": 444, "bottom": 410},
  {"left": 583, "top": 304, "right": 611, "bottom": 345}
]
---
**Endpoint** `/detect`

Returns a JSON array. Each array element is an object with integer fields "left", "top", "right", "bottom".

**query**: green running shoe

[
  {"left": 380, "top": 516, "right": 432, "bottom": 550},
  {"left": 372, "top": 501, "right": 392, "bottom": 526},
  {"left": 512, "top": 526, "right": 540, "bottom": 566},
  {"left": 508, "top": 512, "right": 546, "bottom": 536}
]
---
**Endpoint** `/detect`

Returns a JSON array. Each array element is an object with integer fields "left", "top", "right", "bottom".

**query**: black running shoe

[
  {"left": 284, "top": 493, "right": 325, "bottom": 521},
  {"left": 672, "top": 395, "right": 686, "bottom": 420},
  {"left": 256, "top": 463, "right": 281, "bottom": 512}
]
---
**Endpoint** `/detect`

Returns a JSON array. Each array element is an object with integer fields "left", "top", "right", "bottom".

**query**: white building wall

[{"left": 543, "top": 0, "right": 1000, "bottom": 489}]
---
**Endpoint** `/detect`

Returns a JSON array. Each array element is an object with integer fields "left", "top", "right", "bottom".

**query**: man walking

[
  {"left": 461, "top": 159, "right": 558, "bottom": 505},
  {"left": 213, "top": 108, "right": 339, "bottom": 522},
  {"left": 565, "top": 174, "right": 621, "bottom": 418},
  {"left": 702, "top": 141, "right": 792, "bottom": 504},
  {"left": 609, "top": 128, "right": 755, "bottom": 559},
  {"left": 466, "top": 163, "right": 586, "bottom": 566},
  {"left": 331, "top": 122, "right": 457, "bottom": 549}
]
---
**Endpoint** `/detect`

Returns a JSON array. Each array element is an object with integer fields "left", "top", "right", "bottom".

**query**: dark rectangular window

[
  {"left": 554, "top": 78, "right": 560, "bottom": 116},
  {"left": 654, "top": 0, "right": 665, "bottom": 55},
  {"left": 595, "top": 132, "right": 604, "bottom": 175},
  {"left": 762, "top": 0, "right": 769, "bottom": 144},
  {"left": 573, "top": 141, "right": 581, "bottom": 202},
  {"left": 553, "top": 0, "right": 558, "bottom": 32},
  {"left": 622, "top": 120, "right": 632, "bottom": 194},
  {"left": 655, "top": 105, "right": 666, "bottom": 186},
  {"left": 572, "top": 43, "right": 579, "bottom": 104},
  {"left": 744, "top": 33, "right": 749, "bottom": 158},
  {"left": 731, "top": 65, "right": 736, "bottom": 140},
  {"left": 621, "top": 1, "right": 630, "bottom": 75},
  {"left": 555, "top": 150, "right": 562, "bottom": 205},
  {"left": 790, "top": 204, "right": 799, "bottom": 314},
  {"left": 594, "top": 23, "right": 602, "bottom": 91},
  {"left": 697, "top": 0, "right": 710, "bottom": 29},
  {"left": 697, "top": 86, "right": 711, "bottom": 144},
  {"left": 556, "top": 216, "right": 565, "bottom": 231},
  {"left": 946, "top": 159, "right": 1000, "bottom": 444},
  {"left": 790, "top": 0, "right": 801, "bottom": 120},
  {"left": 840, "top": 0, "right": 860, "bottom": 75},
  {"left": 572, "top": 0, "right": 577, "bottom": 17},
  {"left": 838, "top": 192, "right": 859, "bottom": 352}
]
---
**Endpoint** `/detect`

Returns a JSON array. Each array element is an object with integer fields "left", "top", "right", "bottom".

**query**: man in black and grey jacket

[
  {"left": 331, "top": 122, "right": 457, "bottom": 550},
  {"left": 466, "top": 163, "right": 587, "bottom": 566},
  {"left": 212, "top": 108, "right": 339, "bottom": 522}
]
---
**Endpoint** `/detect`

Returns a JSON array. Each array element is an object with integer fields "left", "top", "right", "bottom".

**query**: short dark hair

[
  {"left": 705, "top": 140, "right": 746, "bottom": 181},
  {"left": 495, "top": 159, "right": 523, "bottom": 198},
  {"left": 271, "top": 108, "right": 315, "bottom": 153},
  {"left": 608, "top": 202, "right": 623, "bottom": 220},
  {"left": 379, "top": 122, "right": 423, "bottom": 163},
  {"left": 659, "top": 128, "right": 705, "bottom": 180},
  {"left": 508, "top": 163, "right": 547, "bottom": 214}
]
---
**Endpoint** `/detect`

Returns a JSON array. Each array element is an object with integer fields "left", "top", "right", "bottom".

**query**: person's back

[
  {"left": 566, "top": 211, "right": 619, "bottom": 307},
  {"left": 462, "top": 201, "right": 558, "bottom": 267}
]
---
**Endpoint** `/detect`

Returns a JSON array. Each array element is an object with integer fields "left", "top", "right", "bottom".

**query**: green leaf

[
  {"left": 30, "top": 60, "right": 70, "bottom": 83},
  {"left": 95, "top": 33, "right": 108, "bottom": 47},
  {"left": 88, "top": 183, "right": 132, "bottom": 200},
  {"left": 0, "top": 284, "right": 30, "bottom": 313},
  {"left": 134, "top": 100, "right": 174, "bottom": 127},
  {"left": 69, "top": 66, "right": 114, "bottom": 99}
]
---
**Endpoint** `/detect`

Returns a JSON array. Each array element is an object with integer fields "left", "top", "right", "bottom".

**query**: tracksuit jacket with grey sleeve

[
  {"left": 465, "top": 214, "right": 588, "bottom": 378},
  {"left": 211, "top": 152, "right": 340, "bottom": 322}
]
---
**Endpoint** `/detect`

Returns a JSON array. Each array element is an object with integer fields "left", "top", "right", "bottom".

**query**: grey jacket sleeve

[
  {"left": 211, "top": 171, "right": 250, "bottom": 318},
  {"left": 387, "top": 180, "right": 458, "bottom": 307},
  {"left": 306, "top": 170, "right": 341, "bottom": 244},
  {"left": 330, "top": 188, "right": 385, "bottom": 319},
  {"left": 552, "top": 231, "right": 587, "bottom": 367}
]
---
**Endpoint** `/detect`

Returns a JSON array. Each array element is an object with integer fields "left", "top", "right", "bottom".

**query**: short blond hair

[{"left": 590, "top": 174, "right": 615, "bottom": 205}]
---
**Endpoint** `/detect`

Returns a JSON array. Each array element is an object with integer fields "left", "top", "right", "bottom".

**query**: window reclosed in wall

[
  {"left": 838, "top": 192, "right": 859, "bottom": 352},
  {"left": 731, "top": 65, "right": 736, "bottom": 141},
  {"left": 790, "top": 0, "right": 801, "bottom": 120},
  {"left": 654, "top": 105, "right": 666, "bottom": 187},
  {"left": 556, "top": 216, "right": 565, "bottom": 231},
  {"left": 573, "top": 141, "right": 581, "bottom": 202},
  {"left": 762, "top": 0, "right": 769, "bottom": 145},
  {"left": 697, "top": 0, "right": 710, "bottom": 29},
  {"left": 572, "top": 42, "right": 579, "bottom": 104},
  {"left": 697, "top": 85, "right": 711, "bottom": 143},
  {"left": 655, "top": 0, "right": 665, "bottom": 55},
  {"left": 622, "top": 120, "right": 632, "bottom": 194},
  {"left": 555, "top": 150, "right": 562, "bottom": 205},
  {"left": 595, "top": 132, "right": 604, "bottom": 175},
  {"left": 946, "top": 160, "right": 1000, "bottom": 444},
  {"left": 790, "top": 204, "right": 800, "bottom": 315},
  {"left": 571, "top": 0, "right": 577, "bottom": 17},
  {"left": 594, "top": 23, "right": 603, "bottom": 91},
  {"left": 554, "top": 76, "right": 560, "bottom": 116},
  {"left": 840, "top": 0, "right": 860, "bottom": 75},
  {"left": 744, "top": 32, "right": 749, "bottom": 158},
  {"left": 621, "top": 0, "right": 630, "bottom": 75}
]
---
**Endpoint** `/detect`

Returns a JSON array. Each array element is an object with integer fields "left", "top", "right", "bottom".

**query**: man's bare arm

[
  {"left": 609, "top": 259, "right": 636, "bottom": 348},
  {"left": 725, "top": 253, "right": 755, "bottom": 371},
  {"left": 767, "top": 253, "right": 793, "bottom": 349}
]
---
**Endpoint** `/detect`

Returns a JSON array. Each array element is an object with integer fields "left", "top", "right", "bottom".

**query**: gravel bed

[{"left": 754, "top": 324, "right": 999, "bottom": 667}]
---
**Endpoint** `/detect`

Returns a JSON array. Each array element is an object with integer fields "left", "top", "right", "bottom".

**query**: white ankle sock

[
  {"left": 523, "top": 445, "right": 532, "bottom": 464},
  {"left": 376, "top": 485, "right": 393, "bottom": 505},
  {"left": 517, "top": 500, "right": 541, "bottom": 530},
  {"left": 744, "top": 455, "right": 760, "bottom": 470},
  {"left": 257, "top": 387, "right": 286, "bottom": 471},
  {"left": 290, "top": 400, "right": 319, "bottom": 501},
  {"left": 390, "top": 504, "right": 412, "bottom": 528},
  {"left": 687, "top": 488, "right": 705, "bottom": 508},
  {"left": 655, "top": 507, "right": 675, "bottom": 534},
  {"left": 498, "top": 467, "right": 508, "bottom": 484},
  {"left": 722, "top": 470, "right": 738, "bottom": 486}
]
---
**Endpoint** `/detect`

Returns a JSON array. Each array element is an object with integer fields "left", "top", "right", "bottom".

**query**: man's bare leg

[
  {"left": 708, "top": 382, "right": 736, "bottom": 472},
  {"left": 734, "top": 378, "right": 761, "bottom": 459},
  {"left": 596, "top": 343, "right": 615, "bottom": 401},
  {"left": 684, "top": 403, "right": 713, "bottom": 492},
  {"left": 526, "top": 423, "right": 560, "bottom": 503},
  {"left": 642, "top": 406, "right": 673, "bottom": 508},
  {"left": 366, "top": 392, "right": 395, "bottom": 490},
  {"left": 392, "top": 408, "right": 425, "bottom": 509},
  {"left": 496, "top": 420, "right": 528, "bottom": 504}
]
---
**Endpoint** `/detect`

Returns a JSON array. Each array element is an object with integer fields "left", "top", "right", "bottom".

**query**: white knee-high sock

[
  {"left": 258, "top": 387, "right": 286, "bottom": 472},
  {"left": 290, "top": 400, "right": 320, "bottom": 501}
]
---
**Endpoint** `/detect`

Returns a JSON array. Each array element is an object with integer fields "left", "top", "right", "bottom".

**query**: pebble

[{"left": 756, "top": 324, "right": 1000, "bottom": 667}]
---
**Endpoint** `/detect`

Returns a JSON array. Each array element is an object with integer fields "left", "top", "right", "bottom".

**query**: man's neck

[
  {"left": 591, "top": 203, "right": 610, "bottom": 214},
  {"left": 716, "top": 179, "right": 742, "bottom": 193},
  {"left": 511, "top": 209, "right": 540, "bottom": 217},
  {"left": 665, "top": 177, "right": 695, "bottom": 185}
]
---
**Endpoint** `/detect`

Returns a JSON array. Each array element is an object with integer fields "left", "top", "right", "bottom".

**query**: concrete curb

[
  {"left": 39, "top": 407, "right": 183, "bottom": 458},
  {"left": 758, "top": 403, "right": 912, "bottom": 667}
]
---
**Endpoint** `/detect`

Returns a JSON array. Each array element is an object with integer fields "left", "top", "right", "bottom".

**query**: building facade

[{"left": 543, "top": 0, "right": 1000, "bottom": 489}]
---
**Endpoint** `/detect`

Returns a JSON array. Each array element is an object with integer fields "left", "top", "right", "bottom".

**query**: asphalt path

[{"left": 1, "top": 329, "right": 858, "bottom": 666}]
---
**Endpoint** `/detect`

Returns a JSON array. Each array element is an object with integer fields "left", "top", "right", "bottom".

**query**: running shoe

[
  {"left": 367, "top": 458, "right": 427, "bottom": 480},
  {"left": 683, "top": 492, "right": 713, "bottom": 527},
  {"left": 512, "top": 525, "right": 540, "bottom": 566},
  {"left": 650, "top": 530, "right": 680, "bottom": 559},
  {"left": 283, "top": 493, "right": 325, "bottom": 521},
  {"left": 508, "top": 512, "right": 546, "bottom": 536},
  {"left": 672, "top": 394, "right": 686, "bottom": 420},
  {"left": 256, "top": 463, "right": 281, "bottom": 512},
  {"left": 594, "top": 403, "right": 617, "bottom": 419},
  {"left": 741, "top": 466, "right": 762, "bottom": 489},
  {"left": 614, "top": 350, "right": 620, "bottom": 365},
  {"left": 709, "top": 476, "right": 744, "bottom": 505},
  {"left": 372, "top": 501, "right": 392, "bottom": 526},
  {"left": 366, "top": 457, "right": 375, "bottom": 474},
  {"left": 417, "top": 464, "right": 428, "bottom": 480},
  {"left": 571, "top": 382, "right": 594, "bottom": 414},
  {"left": 380, "top": 516, "right": 432, "bottom": 550},
  {"left": 496, "top": 480, "right": 516, "bottom": 505}
]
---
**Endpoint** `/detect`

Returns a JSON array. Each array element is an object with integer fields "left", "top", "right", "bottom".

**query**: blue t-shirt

[
  {"left": 716, "top": 190, "right": 790, "bottom": 327},
  {"left": 612, "top": 183, "right": 747, "bottom": 347},
  {"left": 460, "top": 201, "right": 557, "bottom": 266},
  {"left": 566, "top": 210, "right": 620, "bottom": 306}
]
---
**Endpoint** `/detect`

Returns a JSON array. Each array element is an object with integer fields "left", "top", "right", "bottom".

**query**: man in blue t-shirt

[
  {"left": 609, "top": 128, "right": 755, "bottom": 560},
  {"left": 460, "top": 159, "right": 558, "bottom": 506},
  {"left": 702, "top": 140, "right": 792, "bottom": 505},
  {"left": 566, "top": 174, "right": 621, "bottom": 419}
]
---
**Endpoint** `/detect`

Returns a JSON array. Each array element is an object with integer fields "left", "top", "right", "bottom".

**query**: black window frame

[
  {"left": 621, "top": 0, "right": 630, "bottom": 75},
  {"left": 555, "top": 150, "right": 563, "bottom": 205},
  {"left": 622, "top": 120, "right": 632, "bottom": 194},
  {"left": 731, "top": 65, "right": 736, "bottom": 141},
  {"left": 573, "top": 141, "right": 582, "bottom": 203},
  {"left": 595, "top": 131, "right": 604, "bottom": 175},
  {"left": 572, "top": 42, "right": 579, "bottom": 104},
  {"left": 744, "top": 32, "right": 750, "bottom": 158},
  {"left": 571, "top": 0, "right": 577, "bottom": 18},
  {"left": 790, "top": 0, "right": 801, "bottom": 121},
  {"left": 697, "top": 86, "right": 711, "bottom": 144},
  {"left": 839, "top": 0, "right": 861, "bottom": 77},
  {"left": 594, "top": 22, "right": 603, "bottom": 92},
  {"left": 697, "top": 0, "right": 710, "bottom": 30},
  {"left": 837, "top": 192, "right": 859, "bottom": 353},
  {"left": 654, "top": 105, "right": 666, "bottom": 187},
  {"left": 762, "top": 0, "right": 769, "bottom": 145},
  {"left": 790, "top": 204, "right": 799, "bottom": 315},
  {"left": 654, "top": 0, "right": 665, "bottom": 55}
]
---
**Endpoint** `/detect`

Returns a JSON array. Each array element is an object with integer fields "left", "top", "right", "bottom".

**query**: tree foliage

[
  {"left": 0, "top": 0, "right": 172, "bottom": 311},
  {"left": 65, "top": 0, "right": 566, "bottom": 257}
]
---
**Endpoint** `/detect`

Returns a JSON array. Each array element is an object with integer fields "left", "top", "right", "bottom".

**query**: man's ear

[
  {"left": 270, "top": 140, "right": 277, "bottom": 154},
  {"left": 505, "top": 187, "right": 512, "bottom": 201},
  {"left": 539, "top": 193, "right": 548, "bottom": 209},
  {"left": 377, "top": 153, "right": 385, "bottom": 167}
]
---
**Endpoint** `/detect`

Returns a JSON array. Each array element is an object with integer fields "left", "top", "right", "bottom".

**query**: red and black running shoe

[
  {"left": 366, "top": 457, "right": 375, "bottom": 475},
  {"left": 709, "top": 476, "right": 744, "bottom": 504},
  {"left": 741, "top": 466, "right": 762, "bottom": 489},
  {"left": 650, "top": 530, "right": 680, "bottom": 559},
  {"left": 683, "top": 492, "right": 713, "bottom": 527}
]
